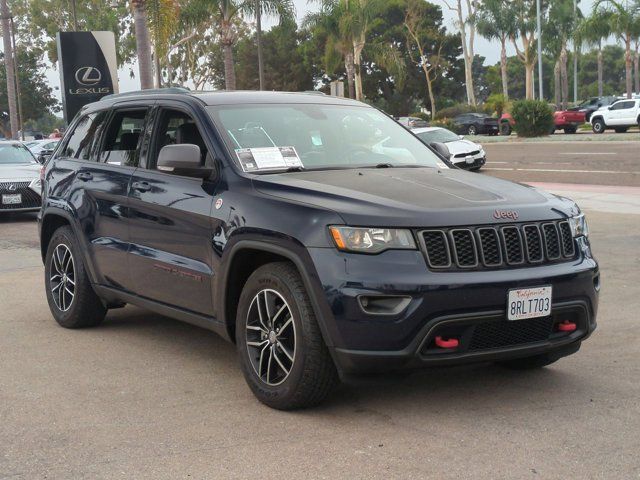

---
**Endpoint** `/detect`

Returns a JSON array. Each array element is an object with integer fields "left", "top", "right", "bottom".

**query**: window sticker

[{"left": 235, "top": 147, "right": 303, "bottom": 172}]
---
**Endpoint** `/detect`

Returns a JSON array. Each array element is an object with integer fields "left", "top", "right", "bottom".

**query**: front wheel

[
  {"left": 467, "top": 125, "right": 477, "bottom": 136},
  {"left": 591, "top": 118, "right": 606, "bottom": 134},
  {"left": 499, "top": 122, "right": 512, "bottom": 136},
  {"left": 564, "top": 126, "right": 577, "bottom": 134},
  {"left": 236, "top": 262, "right": 338, "bottom": 410},
  {"left": 44, "top": 226, "right": 106, "bottom": 328}
]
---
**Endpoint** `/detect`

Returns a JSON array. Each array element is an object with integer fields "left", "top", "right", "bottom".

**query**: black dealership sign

[{"left": 56, "top": 31, "right": 119, "bottom": 122}]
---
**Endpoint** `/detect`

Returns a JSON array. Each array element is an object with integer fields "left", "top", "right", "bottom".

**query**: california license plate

[
  {"left": 2, "top": 193, "right": 21, "bottom": 205},
  {"left": 507, "top": 286, "right": 552, "bottom": 321}
]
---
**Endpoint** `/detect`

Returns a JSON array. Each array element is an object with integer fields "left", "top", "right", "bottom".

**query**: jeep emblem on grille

[{"left": 493, "top": 209, "right": 518, "bottom": 220}]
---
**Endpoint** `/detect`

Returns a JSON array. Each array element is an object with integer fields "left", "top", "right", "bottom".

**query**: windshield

[
  {"left": 415, "top": 129, "right": 460, "bottom": 144},
  {"left": 0, "top": 143, "right": 36, "bottom": 165},
  {"left": 208, "top": 104, "right": 447, "bottom": 172}
]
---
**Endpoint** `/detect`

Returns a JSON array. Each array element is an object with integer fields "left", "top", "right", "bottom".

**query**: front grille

[
  {"left": 419, "top": 220, "right": 576, "bottom": 271},
  {"left": 0, "top": 182, "right": 41, "bottom": 210},
  {"left": 468, "top": 317, "right": 555, "bottom": 351},
  {"left": 453, "top": 150, "right": 480, "bottom": 158}
]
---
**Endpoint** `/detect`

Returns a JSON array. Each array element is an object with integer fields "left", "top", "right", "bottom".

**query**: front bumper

[
  {"left": 307, "top": 247, "right": 599, "bottom": 375},
  {"left": 452, "top": 154, "right": 486, "bottom": 170}
]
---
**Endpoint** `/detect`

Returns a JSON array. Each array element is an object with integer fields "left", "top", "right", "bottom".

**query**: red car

[{"left": 500, "top": 109, "right": 586, "bottom": 135}]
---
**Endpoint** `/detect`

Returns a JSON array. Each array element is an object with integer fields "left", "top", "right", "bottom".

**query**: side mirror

[
  {"left": 430, "top": 142, "right": 450, "bottom": 160},
  {"left": 157, "top": 144, "right": 213, "bottom": 178},
  {"left": 37, "top": 149, "right": 54, "bottom": 164},
  {"left": 608, "top": 106, "right": 613, "bottom": 110},
  {"left": 459, "top": 135, "right": 464, "bottom": 140}
]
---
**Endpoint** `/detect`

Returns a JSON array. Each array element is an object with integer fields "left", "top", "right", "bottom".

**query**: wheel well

[
  {"left": 40, "top": 214, "right": 70, "bottom": 262},
  {"left": 224, "top": 248, "right": 292, "bottom": 342},
  {"left": 591, "top": 116, "right": 604, "bottom": 124}
]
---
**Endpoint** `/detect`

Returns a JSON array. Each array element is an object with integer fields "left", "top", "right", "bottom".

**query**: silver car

[
  {"left": 412, "top": 126, "right": 486, "bottom": 171},
  {"left": 0, "top": 141, "right": 42, "bottom": 213}
]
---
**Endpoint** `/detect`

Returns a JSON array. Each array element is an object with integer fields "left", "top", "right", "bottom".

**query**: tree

[
  {"left": 252, "top": 0, "right": 295, "bottom": 90},
  {"left": 131, "top": 0, "right": 154, "bottom": 89},
  {"left": 593, "top": 0, "right": 640, "bottom": 98},
  {"left": 475, "top": 0, "right": 516, "bottom": 100},
  {"left": 303, "top": 4, "right": 356, "bottom": 98},
  {"left": 511, "top": 0, "right": 546, "bottom": 100},
  {"left": 147, "top": 0, "right": 181, "bottom": 87},
  {"left": 404, "top": 0, "right": 448, "bottom": 118},
  {"left": 0, "top": 49, "right": 59, "bottom": 138},
  {"left": 444, "top": 0, "right": 479, "bottom": 106},
  {"left": 1, "top": 0, "right": 18, "bottom": 138},
  {"left": 577, "top": 7, "right": 612, "bottom": 96},
  {"left": 10, "top": 0, "right": 134, "bottom": 66},
  {"left": 546, "top": 0, "right": 581, "bottom": 109}
]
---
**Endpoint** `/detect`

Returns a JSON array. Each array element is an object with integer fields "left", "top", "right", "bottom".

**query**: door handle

[
  {"left": 76, "top": 172, "right": 93, "bottom": 181},
  {"left": 132, "top": 181, "right": 151, "bottom": 193}
]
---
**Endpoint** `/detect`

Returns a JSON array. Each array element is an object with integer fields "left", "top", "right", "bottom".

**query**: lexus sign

[{"left": 56, "top": 31, "right": 119, "bottom": 122}]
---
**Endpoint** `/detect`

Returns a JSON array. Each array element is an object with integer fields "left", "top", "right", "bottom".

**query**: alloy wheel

[
  {"left": 245, "top": 289, "right": 296, "bottom": 386},
  {"left": 50, "top": 244, "right": 75, "bottom": 312}
]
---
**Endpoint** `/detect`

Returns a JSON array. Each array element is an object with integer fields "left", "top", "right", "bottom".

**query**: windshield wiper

[{"left": 375, "top": 163, "right": 394, "bottom": 168}]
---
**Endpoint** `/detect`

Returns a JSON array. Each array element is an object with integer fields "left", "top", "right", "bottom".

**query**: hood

[
  {"left": 0, "top": 163, "right": 40, "bottom": 182},
  {"left": 253, "top": 167, "right": 578, "bottom": 228},
  {"left": 444, "top": 139, "right": 482, "bottom": 156}
]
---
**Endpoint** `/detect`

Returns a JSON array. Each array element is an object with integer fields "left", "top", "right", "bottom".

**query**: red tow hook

[
  {"left": 435, "top": 336, "right": 459, "bottom": 349},
  {"left": 557, "top": 321, "right": 577, "bottom": 332}
]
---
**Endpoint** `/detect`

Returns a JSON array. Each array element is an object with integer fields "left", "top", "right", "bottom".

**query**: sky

[{"left": 39, "top": 0, "right": 601, "bottom": 102}]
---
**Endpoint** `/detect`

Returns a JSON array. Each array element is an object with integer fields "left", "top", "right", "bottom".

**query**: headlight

[
  {"left": 329, "top": 226, "right": 416, "bottom": 254},
  {"left": 28, "top": 178, "right": 42, "bottom": 193},
  {"left": 568, "top": 213, "right": 589, "bottom": 238}
]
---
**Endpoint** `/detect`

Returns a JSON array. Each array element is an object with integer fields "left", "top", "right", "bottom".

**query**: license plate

[
  {"left": 507, "top": 286, "right": 552, "bottom": 320},
  {"left": 2, "top": 193, "right": 21, "bottom": 205}
]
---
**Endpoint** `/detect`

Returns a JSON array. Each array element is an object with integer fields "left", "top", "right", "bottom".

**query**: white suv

[{"left": 590, "top": 99, "right": 640, "bottom": 133}]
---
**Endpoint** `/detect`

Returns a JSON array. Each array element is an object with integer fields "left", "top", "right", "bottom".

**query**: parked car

[
  {"left": 0, "top": 141, "right": 42, "bottom": 213},
  {"left": 25, "top": 139, "right": 60, "bottom": 159},
  {"left": 39, "top": 90, "right": 598, "bottom": 410},
  {"left": 451, "top": 113, "right": 499, "bottom": 136},
  {"left": 500, "top": 107, "right": 585, "bottom": 135},
  {"left": 412, "top": 126, "right": 486, "bottom": 171},
  {"left": 568, "top": 96, "right": 619, "bottom": 122},
  {"left": 397, "top": 116, "right": 429, "bottom": 128},
  {"left": 590, "top": 98, "right": 640, "bottom": 133}
]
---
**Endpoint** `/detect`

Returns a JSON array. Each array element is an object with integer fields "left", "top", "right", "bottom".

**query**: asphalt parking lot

[{"left": 1, "top": 145, "right": 639, "bottom": 478}]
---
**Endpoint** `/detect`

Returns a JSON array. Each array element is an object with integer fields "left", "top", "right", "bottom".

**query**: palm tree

[
  {"left": 576, "top": 9, "right": 612, "bottom": 96},
  {"left": 1, "top": 0, "right": 18, "bottom": 138},
  {"left": 314, "top": 0, "right": 384, "bottom": 101},
  {"left": 303, "top": 6, "right": 356, "bottom": 98},
  {"left": 147, "top": 0, "right": 180, "bottom": 88},
  {"left": 131, "top": 0, "right": 154, "bottom": 90},
  {"left": 253, "top": 0, "right": 295, "bottom": 90},
  {"left": 475, "top": 0, "right": 516, "bottom": 100},
  {"left": 594, "top": 0, "right": 640, "bottom": 98},
  {"left": 546, "top": 0, "right": 581, "bottom": 110}
]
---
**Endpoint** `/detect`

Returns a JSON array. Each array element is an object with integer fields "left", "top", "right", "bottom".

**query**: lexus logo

[
  {"left": 7, "top": 184, "right": 17, "bottom": 192},
  {"left": 75, "top": 66, "right": 102, "bottom": 86}
]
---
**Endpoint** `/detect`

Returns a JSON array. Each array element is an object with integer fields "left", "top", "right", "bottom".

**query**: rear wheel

[
  {"left": 467, "top": 125, "right": 477, "bottom": 136},
  {"left": 44, "top": 226, "right": 106, "bottom": 328},
  {"left": 591, "top": 118, "right": 606, "bottom": 133},
  {"left": 499, "top": 122, "right": 511, "bottom": 136},
  {"left": 236, "top": 262, "right": 338, "bottom": 410}
]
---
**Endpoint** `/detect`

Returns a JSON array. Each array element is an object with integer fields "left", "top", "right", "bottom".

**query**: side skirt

[{"left": 93, "top": 284, "right": 230, "bottom": 340}]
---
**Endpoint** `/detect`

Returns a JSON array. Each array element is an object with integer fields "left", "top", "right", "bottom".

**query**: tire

[
  {"left": 467, "top": 125, "right": 477, "bottom": 136},
  {"left": 591, "top": 118, "right": 605, "bottom": 134},
  {"left": 499, "top": 122, "right": 511, "bottom": 136},
  {"left": 496, "top": 353, "right": 560, "bottom": 370},
  {"left": 44, "top": 226, "right": 107, "bottom": 328},
  {"left": 614, "top": 127, "right": 628, "bottom": 133},
  {"left": 236, "top": 262, "right": 338, "bottom": 410},
  {"left": 564, "top": 126, "right": 577, "bottom": 134}
]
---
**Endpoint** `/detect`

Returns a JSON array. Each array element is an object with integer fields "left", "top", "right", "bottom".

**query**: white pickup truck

[{"left": 590, "top": 98, "right": 640, "bottom": 133}]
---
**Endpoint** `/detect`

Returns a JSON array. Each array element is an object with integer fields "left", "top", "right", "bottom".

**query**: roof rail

[{"left": 102, "top": 87, "right": 191, "bottom": 101}]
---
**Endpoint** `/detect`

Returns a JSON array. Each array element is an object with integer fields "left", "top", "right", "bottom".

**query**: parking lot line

[{"left": 484, "top": 168, "right": 639, "bottom": 174}]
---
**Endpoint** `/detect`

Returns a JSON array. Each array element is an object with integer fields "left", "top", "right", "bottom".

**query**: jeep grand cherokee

[{"left": 39, "top": 90, "right": 599, "bottom": 409}]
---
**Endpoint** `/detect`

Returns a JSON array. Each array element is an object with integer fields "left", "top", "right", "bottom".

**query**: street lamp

[{"left": 536, "top": 0, "right": 543, "bottom": 99}]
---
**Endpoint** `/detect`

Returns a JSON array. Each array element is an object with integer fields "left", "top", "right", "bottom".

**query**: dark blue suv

[{"left": 39, "top": 90, "right": 599, "bottom": 409}]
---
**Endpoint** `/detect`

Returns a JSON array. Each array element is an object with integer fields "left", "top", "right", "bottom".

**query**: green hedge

[{"left": 510, "top": 100, "right": 554, "bottom": 137}]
